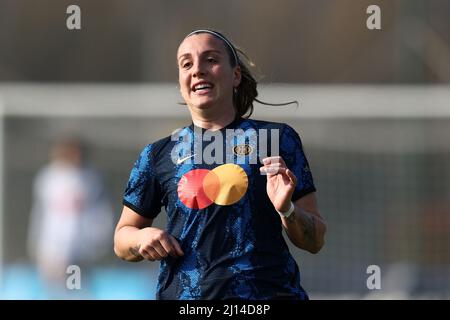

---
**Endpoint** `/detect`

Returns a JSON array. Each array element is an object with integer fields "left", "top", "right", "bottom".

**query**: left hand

[{"left": 259, "top": 156, "right": 297, "bottom": 213}]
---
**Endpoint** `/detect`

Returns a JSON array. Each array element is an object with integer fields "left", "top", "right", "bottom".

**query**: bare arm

[
  {"left": 259, "top": 156, "right": 326, "bottom": 254},
  {"left": 114, "top": 206, "right": 183, "bottom": 262},
  {"left": 280, "top": 192, "right": 327, "bottom": 254}
]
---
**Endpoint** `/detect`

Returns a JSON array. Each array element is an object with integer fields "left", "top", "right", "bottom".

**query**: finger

[
  {"left": 271, "top": 166, "right": 287, "bottom": 176},
  {"left": 139, "top": 248, "right": 155, "bottom": 261},
  {"left": 266, "top": 167, "right": 287, "bottom": 176},
  {"left": 262, "top": 156, "right": 281, "bottom": 165},
  {"left": 260, "top": 164, "right": 286, "bottom": 175},
  {"left": 259, "top": 166, "right": 269, "bottom": 175},
  {"left": 263, "top": 163, "right": 285, "bottom": 170},
  {"left": 151, "top": 241, "right": 169, "bottom": 258},
  {"left": 170, "top": 236, "right": 184, "bottom": 256},
  {"left": 159, "top": 237, "right": 178, "bottom": 258},
  {"left": 286, "top": 169, "right": 297, "bottom": 185},
  {"left": 260, "top": 163, "right": 283, "bottom": 171},
  {"left": 262, "top": 156, "right": 286, "bottom": 167},
  {"left": 147, "top": 247, "right": 163, "bottom": 261}
]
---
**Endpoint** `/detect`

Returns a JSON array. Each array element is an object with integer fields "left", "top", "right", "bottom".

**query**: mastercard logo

[{"left": 177, "top": 164, "right": 248, "bottom": 209}]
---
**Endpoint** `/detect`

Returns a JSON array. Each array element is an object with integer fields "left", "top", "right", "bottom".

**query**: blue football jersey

[{"left": 123, "top": 117, "right": 316, "bottom": 300}]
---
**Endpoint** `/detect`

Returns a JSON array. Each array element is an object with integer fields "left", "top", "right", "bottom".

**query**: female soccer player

[{"left": 114, "top": 29, "right": 326, "bottom": 300}]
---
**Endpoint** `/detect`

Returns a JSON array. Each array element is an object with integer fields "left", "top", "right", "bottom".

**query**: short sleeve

[
  {"left": 280, "top": 124, "right": 316, "bottom": 201},
  {"left": 123, "top": 144, "right": 163, "bottom": 219}
]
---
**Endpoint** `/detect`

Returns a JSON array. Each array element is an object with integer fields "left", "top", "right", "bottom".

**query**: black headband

[{"left": 185, "top": 29, "right": 239, "bottom": 66}]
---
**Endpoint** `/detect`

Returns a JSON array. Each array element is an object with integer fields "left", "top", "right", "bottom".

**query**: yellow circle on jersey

[{"left": 203, "top": 164, "right": 248, "bottom": 206}]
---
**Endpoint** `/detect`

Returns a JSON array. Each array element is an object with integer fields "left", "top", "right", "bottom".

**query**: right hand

[{"left": 137, "top": 227, "right": 184, "bottom": 261}]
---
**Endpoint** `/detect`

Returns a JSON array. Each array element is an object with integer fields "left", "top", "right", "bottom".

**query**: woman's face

[{"left": 177, "top": 33, "right": 241, "bottom": 113}]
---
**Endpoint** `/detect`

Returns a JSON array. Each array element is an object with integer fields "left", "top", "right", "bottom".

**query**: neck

[{"left": 190, "top": 107, "right": 237, "bottom": 131}]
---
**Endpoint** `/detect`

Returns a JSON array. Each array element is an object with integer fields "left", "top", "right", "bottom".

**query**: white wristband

[{"left": 277, "top": 201, "right": 295, "bottom": 218}]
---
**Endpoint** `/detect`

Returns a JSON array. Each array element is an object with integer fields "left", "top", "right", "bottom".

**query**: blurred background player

[{"left": 27, "top": 137, "right": 114, "bottom": 298}]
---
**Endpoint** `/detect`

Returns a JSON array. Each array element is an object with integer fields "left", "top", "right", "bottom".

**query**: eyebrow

[{"left": 177, "top": 50, "right": 223, "bottom": 61}]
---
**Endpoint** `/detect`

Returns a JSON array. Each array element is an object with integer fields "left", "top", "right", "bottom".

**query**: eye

[
  {"left": 207, "top": 57, "right": 217, "bottom": 63},
  {"left": 181, "top": 61, "right": 192, "bottom": 69}
]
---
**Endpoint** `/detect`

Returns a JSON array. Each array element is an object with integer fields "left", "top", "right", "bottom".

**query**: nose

[{"left": 192, "top": 59, "right": 206, "bottom": 78}]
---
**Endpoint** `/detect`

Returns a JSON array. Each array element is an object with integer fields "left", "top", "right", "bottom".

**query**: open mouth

[{"left": 192, "top": 82, "right": 214, "bottom": 93}]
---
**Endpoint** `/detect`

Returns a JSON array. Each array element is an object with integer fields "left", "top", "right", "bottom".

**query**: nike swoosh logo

[{"left": 176, "top": 154, "right": 196, "bottom": 165}]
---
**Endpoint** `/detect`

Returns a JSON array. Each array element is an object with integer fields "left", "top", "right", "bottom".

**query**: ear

[{"left": 233, "top": 66, "right": 241, "bottom": 88}]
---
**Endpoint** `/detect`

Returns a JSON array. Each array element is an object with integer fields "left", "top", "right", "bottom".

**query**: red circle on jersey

[{"left": 177, "top": 169, "right": 218, "bottom": 209}]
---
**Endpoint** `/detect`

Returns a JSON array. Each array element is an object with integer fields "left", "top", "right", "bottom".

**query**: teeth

[{"left": 194, "top": 83, "right": 212, "bottom": 91}]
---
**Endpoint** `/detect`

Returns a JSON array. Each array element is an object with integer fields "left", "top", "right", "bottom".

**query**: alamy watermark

[
  {"left": 66, "top": 5, "right": 81, "bottom": 30},
  {"left": 366, "top": 264, "right": 381, "bottom": 290},
  {"left": 366, "top": 5, "right": 381, "bottom": 30},
  {"left": 171, "top": 127, "right": 280, "bottom": 166},
  {"left": 66, "top": 265, "right": 81, "bottom": 290}
]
